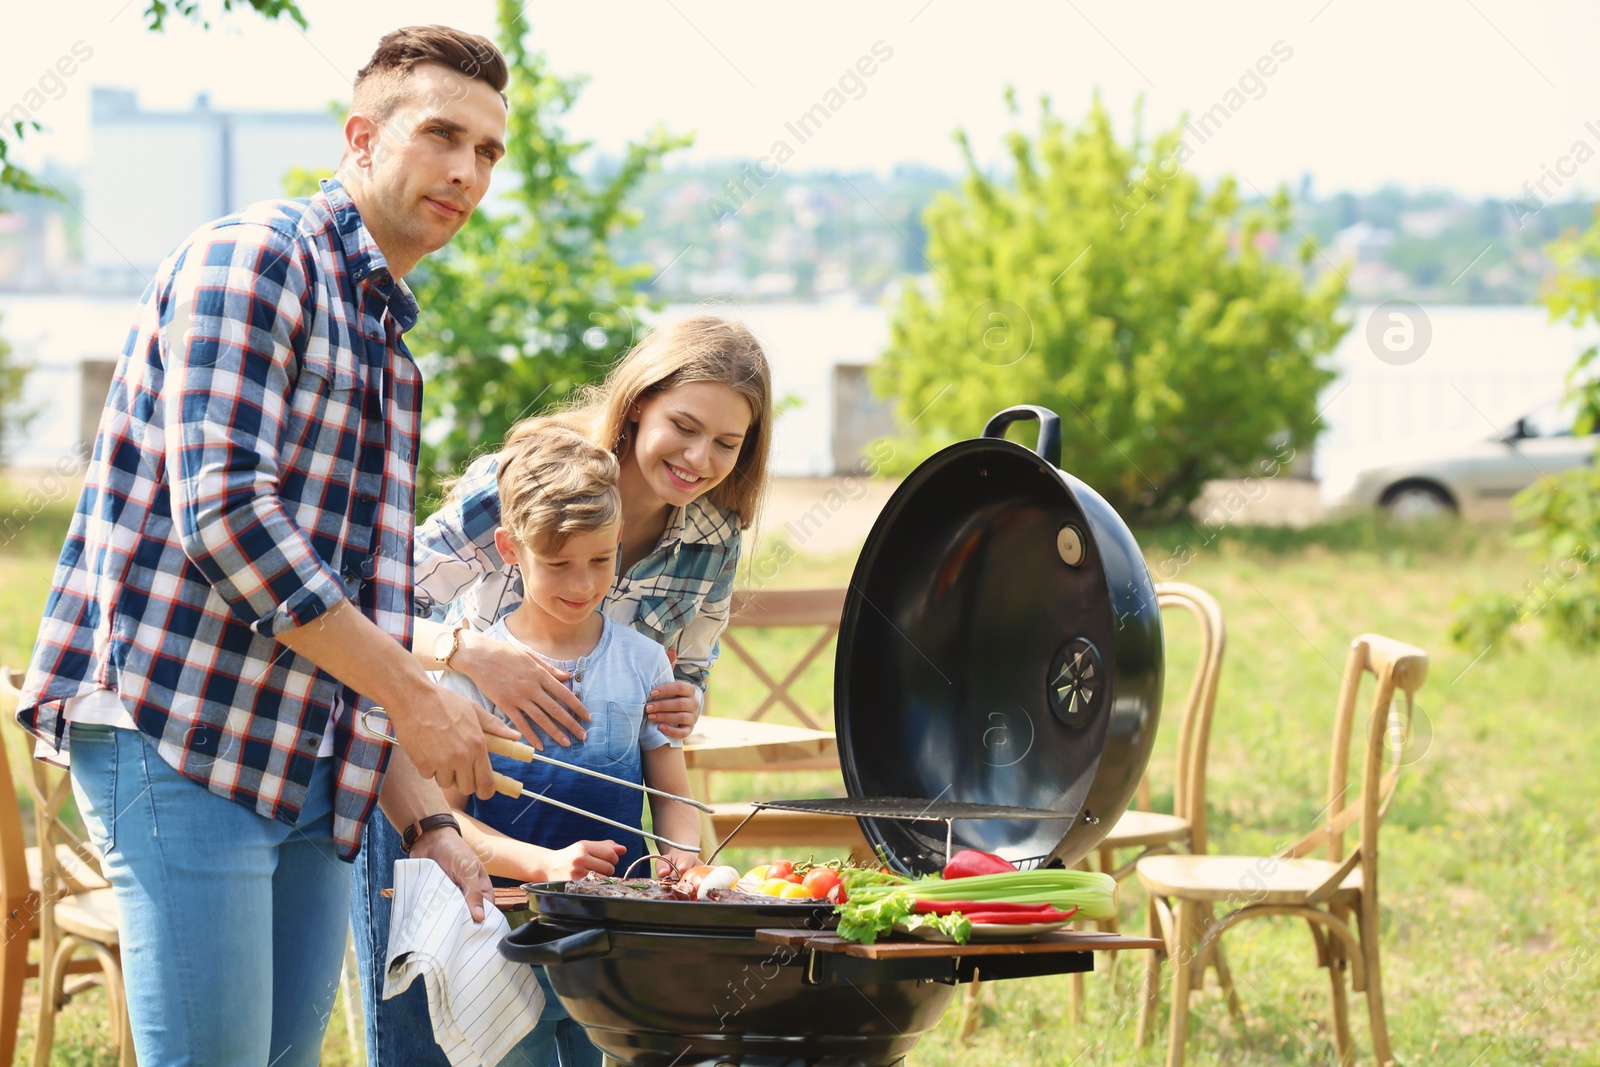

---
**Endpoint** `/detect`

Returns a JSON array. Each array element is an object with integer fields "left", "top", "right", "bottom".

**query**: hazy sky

[{"left": 5, "top": 0, "right": 1600, "bottom": 201}]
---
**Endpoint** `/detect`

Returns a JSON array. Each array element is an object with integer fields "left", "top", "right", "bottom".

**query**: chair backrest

[
  {"left": 1149, "top": 582, "right": 1227, "bottom": 854},
  {"left": 0, "top": 675, "right": 36, "bottom": 943},
  {"left": 0, "top": 671, "right": 103, "bottom": 913},
  {"left": 1282, "top": 634, "right": 1428, "bottom": 891},
  {"left": 706, "top": 587, "right": 847, "bottom": 730}
]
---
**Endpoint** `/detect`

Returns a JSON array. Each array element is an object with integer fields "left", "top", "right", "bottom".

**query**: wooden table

[
  {"left": 682, "top": 716, "right": 871, "bottom": 859},
  {"left": 682, "top": 715, "right": 839, "bottom": 773}
]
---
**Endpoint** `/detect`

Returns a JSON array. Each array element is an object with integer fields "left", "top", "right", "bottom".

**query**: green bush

[
  {"left": 872, "top": 93, "right": 1347, "bottom": 521},
  {"left": 1454, "top": 207, "right": 1600, "bottom": 652}
]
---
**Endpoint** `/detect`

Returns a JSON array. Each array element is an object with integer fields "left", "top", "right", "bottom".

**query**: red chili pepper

[
  {"left": 913, "top": 899, "right": 1068, "bottom": 915},
  {"left": 958, "top": 908, "right": 1078, "bottom": 924},
  {"left": 942, "top": 849, "right": 1018, "bottom": 879}
]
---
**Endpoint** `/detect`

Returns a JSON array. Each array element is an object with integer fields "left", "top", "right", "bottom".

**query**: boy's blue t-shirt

[{"left": 435, "top": 613, "right": 679, "bottom": 882}]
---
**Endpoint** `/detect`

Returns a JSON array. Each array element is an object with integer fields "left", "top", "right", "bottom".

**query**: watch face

[{"left": 433, "top": 628, "right": 456, "bottom": 663}]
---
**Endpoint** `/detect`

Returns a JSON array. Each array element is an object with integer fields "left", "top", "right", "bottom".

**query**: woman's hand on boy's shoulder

[{"left": 646, "top": 679, "right": 701, "bottom": 739}]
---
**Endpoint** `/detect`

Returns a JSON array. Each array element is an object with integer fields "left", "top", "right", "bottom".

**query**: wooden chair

[
  {"left": 0, "top": 672, "right": 116, "bottom": 1066},
  {"left": 696, "top": 588, "right": 871, "bottom": 859},
  {"left": 1064, "top": 583, "right": 1239, "bottom": 1022},
  {"left": 705, "top": 587, "right": 848, "bottom": 732},
  {"left": 0, "top": 672, "right": 133, "bottom": 1067},
  {"left": 1136, "top": 633, "right": 1428, "bottom": 1067}
]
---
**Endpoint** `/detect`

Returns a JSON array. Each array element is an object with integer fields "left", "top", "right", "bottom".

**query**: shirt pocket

[
  {"left": 634, "top": 594, "right": 699, "bottom": 644},
  {"left": 603, "top": 701, "right": 645, "bottom": 764},
  {"left": 288, "top": 351, "right": 360, "bottom": 454},
  {"left": 284, "top": 351, "right": 362, "bottom": 532}
]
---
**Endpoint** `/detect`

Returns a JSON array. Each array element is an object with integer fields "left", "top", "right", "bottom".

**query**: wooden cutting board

[{"left": 754, "top": 928, "right": 1161, "bottom": 958}]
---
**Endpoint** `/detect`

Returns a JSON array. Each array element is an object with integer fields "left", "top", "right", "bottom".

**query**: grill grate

[
  {"left": 752, "top": 797, "right": 1067, "bottom": 821},
  {"left": 705, "top": 796, "right": 1074, "bottom": 870}
]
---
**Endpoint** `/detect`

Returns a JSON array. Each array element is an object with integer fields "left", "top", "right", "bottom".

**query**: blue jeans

[
  {"left": 67, "top": 722, "right": 351, "bottom": 1067},
  {"left": 351, "top": 815, "right": 600, "bottom": 1066}
]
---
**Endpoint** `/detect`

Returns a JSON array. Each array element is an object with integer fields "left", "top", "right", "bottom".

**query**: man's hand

[
  {"left": 408, "top": 826, "right": 494, "bottom": 923},
  {"left": 544, "top": 840, "right": 627, "bottom": 881},
  {"left": 646, "top": 679, "right": 701, "bottom": 740},
  {"left": 386, "top": 680, "right": 516, "bottom": 801},
  {"left": 272, "top": 600, "right": 513, "bottom": 798},
  {"left": 452, "top": 628, "right": 592, "bottom": 749}
]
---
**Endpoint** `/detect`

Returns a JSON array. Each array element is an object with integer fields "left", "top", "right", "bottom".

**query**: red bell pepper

[{"left": 942, "top": 849, "right": 1017, "bottom": 879}]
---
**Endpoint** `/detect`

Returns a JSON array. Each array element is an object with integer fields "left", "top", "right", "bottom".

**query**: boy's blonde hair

[
  {"left": 496, "top": 422, "right": 621, "bottom": 555},
  {"left": 507, "top": 314, "right": 773, "bottom": 530}
]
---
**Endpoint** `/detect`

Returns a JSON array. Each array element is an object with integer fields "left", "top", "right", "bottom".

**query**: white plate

[{"left": 893, "top": 920, "right": 1073, "bottom": 943}]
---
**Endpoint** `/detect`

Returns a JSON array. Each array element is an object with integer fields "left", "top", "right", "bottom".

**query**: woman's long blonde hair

[{"left": 507, "top": 315, "right": 773, "bottom": 530}]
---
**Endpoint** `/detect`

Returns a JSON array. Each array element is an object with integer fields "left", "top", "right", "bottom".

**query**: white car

[{"left": 1319, "top": 400, "right": 1597, "bottom": 520}]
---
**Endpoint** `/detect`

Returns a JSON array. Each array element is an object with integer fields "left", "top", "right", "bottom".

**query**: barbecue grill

[{"left": 499, "top": 405, "right": 1165, "bottom": 1066}]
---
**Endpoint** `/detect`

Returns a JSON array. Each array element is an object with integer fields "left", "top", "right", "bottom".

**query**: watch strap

[
  {"left": 401, "top": 812, "right": 462, "bottom": 854},
  {"left": 436, "top": 622, "right": 469, "bottom": 670}
]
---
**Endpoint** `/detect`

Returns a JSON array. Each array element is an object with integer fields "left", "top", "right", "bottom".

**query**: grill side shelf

[
  {"left": 756, "top": 929, "right": 1161, "bottom": 987},
  {"left": 755, "top": 928, "right": 1161, "bottom": 958}
]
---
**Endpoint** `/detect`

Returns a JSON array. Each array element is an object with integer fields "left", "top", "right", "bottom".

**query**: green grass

[{"left": 5, "top": 511, "right": 1599, "bottom": 1065}]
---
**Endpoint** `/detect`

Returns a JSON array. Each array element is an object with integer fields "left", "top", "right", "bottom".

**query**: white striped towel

[{"left": 383, "top": 858, "right": 545, "bottom": 1067}]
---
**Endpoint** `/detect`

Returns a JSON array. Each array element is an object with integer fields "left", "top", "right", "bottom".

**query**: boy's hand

[
  {"left": 658, "top": 848, "right": 702, "bottom": 880},
  {"left": 453, "top": 628, "right": 591, "bottom": 749},
  {"left": 545, "top": 840, "right": 627, "bottom": 881},
  {"left": 646, "top": 679, "right": 701, "bottom": 740}
]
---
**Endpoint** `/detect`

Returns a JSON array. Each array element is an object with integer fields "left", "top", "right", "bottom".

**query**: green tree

[
  {"left": 0, "top": 315, "right": 34, "bottom": 457},
  {"left": 1453, "top": 208, "right": 1600, "bottom": 651},
  {"left": 1, "top": 0, "right": 306, "bottom": 196},
  {"left": 407, "top": 0, "right": 689, "bottom": 506},
  {"left": 873, "top": 93, "right": 1346, "bottom": 520}
]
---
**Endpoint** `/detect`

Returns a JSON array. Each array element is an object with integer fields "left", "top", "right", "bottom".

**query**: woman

[{"left": 352, "top": 314, "right": 773, "bottom": 1067}]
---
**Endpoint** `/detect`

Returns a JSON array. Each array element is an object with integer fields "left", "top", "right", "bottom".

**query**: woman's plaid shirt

[
  {"left": 414, "top": 450, "right": 741, "bottom": 697},
  {"left": 15, "top": 179, "right": 419, "bottom": 858}
]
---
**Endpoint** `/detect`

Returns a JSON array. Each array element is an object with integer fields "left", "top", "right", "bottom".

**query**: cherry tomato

[
  {"left": 755, "top": 879, "right": 791, "bottom": 897},
  {"left": 742, "top": 864, "right": 770, "bottom": 884},
  {"left": 802, "top": 868, "right": 841, "bottom": 899},
  {"left": 778, "top": 882, "right": 812, "bottom": 899},
  {"left": 767, "top": 860, "right": 795, "bottom": 880}
]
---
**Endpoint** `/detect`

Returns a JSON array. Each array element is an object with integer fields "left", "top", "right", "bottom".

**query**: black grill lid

[{"left": 831, "top": 407, "right": 1164, "bottom": 876}]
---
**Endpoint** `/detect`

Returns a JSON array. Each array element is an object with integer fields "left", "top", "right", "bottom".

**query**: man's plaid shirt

[{"left": 16, "top": 179, "right": 419, "bottom": 858}]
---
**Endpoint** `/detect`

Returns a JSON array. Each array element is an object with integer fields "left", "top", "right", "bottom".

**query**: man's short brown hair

[{"left": 353, "top": 25, "right": 509, "bottom": 123}]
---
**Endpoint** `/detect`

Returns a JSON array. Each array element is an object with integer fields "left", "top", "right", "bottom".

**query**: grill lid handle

[{"left": 982, "top": 406, "right": 1062, "bottom": 468}]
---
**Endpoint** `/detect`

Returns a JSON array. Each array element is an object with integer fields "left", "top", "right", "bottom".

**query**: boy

[{"left": 401, "top": 425, "right": 702, "bottom": 1065}]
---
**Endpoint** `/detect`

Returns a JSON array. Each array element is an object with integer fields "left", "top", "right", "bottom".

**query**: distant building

[
  {"left": 1330, "top": 222, "right": 1395, "bottom": 265},
  {"left": 84, "top": 88, "right": 342, "bottom": 291}
]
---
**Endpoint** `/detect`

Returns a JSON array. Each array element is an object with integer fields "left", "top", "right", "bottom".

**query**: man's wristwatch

[
  {"left": 432, "top": 622, "right": 470, "bottom": 670},
  {"left": 400, "top": 813, "right": 462, "bottom": 854}
]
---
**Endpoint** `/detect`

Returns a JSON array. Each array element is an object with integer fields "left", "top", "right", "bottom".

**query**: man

[{"left": 16, "top": 25, "right": 517, "bottom": 1066}]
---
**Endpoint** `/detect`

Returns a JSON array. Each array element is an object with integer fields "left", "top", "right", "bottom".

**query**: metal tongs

[{"left": 359, "top": 707, "right": 708, "bottom": 853}]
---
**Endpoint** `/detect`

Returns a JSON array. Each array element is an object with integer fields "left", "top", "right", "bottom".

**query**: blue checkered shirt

[
  {"left": 414, "top": 450, "right": 740, "bottom": 695},
  {"left": 15, "top": 179, "right": 419, "bottom": 858}
]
